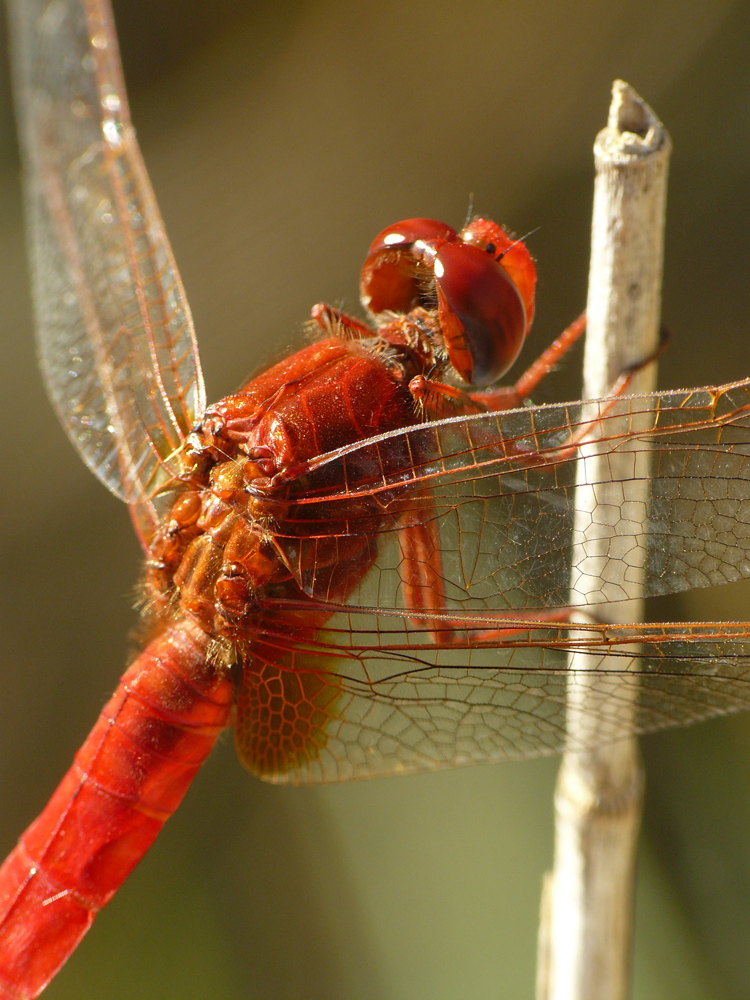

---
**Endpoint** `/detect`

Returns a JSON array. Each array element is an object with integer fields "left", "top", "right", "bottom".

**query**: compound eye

[
  {"left": 460, "top": 217, "right": 536, "bottom": 333},
  {"left": 434, "top": 241, "right": 527, "bottom": 386},
  {"left": 360, "top": 218, "right": 457, "bottom": 315}
]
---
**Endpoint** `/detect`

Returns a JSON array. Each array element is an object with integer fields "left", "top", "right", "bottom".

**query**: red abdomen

[{"left": 0, "top": 619, "right": 233, "bottom": 999}]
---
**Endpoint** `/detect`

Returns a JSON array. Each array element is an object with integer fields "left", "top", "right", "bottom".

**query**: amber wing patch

[{"left": 234, "top": 640, "right": 344, "bottom": 782}]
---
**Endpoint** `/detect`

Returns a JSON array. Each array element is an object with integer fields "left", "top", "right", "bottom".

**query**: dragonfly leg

[
  {"left": 408, "top": 376, "right": 491, "bottom": 418},
  {"left": 310, "top": 303, "right": 375, "bottom": 340},
  {"left": 475, "top": 311, "right": 588, "bottom": 410},
  {"left": 398, "top": 513, "right": 454, "bottom": 641},
  {"left": 496, "top": 324, "right": 671, "bottom": 469},
  {"left": 409, "top": 313, "right": 588, "bottom": 419},
  {"left": 398, "top": 509, "right": 572, "bottom": 645},
  {"left": 414, "top": 323, "right": 667, "bottom": 469},
  {"left": 411, "top": 318, "right": 667, "bottom": 425}
]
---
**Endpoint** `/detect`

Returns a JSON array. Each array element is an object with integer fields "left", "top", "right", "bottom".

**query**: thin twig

[{"left": 537, "top": 81, "right": 672, "bottom": 1000}]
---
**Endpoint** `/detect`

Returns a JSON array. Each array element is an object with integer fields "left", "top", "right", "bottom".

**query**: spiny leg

[
  {"left": 410, "top": 313, "right": 588, "bottom": 419},
  {"left": 310, "top": 303, "right": 374, "bottom": 340}
]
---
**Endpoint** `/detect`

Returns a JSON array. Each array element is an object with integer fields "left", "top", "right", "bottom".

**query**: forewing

[
  {"left": 8, "top": 0, "right": 205, "bottom": 537},
  {"left": 265, "top": 378, "right": 750, "bottom": 614}
]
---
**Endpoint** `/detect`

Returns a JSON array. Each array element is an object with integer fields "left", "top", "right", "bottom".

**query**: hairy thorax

[{"left": 143, "top": 331, "right": 431, "bottom": 647}]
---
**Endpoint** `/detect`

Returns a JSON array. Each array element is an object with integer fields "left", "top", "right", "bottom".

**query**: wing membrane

[
  {"left": 237, "top": 619, "right": 750, "bottom": 783},
  {"left": 260, "top": 379, "right": 750, "bottom": 613},
  {"left": 8, "top": 0, "right": 205, "bottom": 537},
  {"left": 233, "top": 378, "right": 750, "bottom": 782}
]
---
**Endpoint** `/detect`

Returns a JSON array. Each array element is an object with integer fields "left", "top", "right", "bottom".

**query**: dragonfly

[{"left": 4, "top": 0, "right": 750, "bottom": 996}]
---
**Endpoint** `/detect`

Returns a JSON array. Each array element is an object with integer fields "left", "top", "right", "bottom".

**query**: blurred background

[{"left": 1, "top": 1, "right": 749, "bottom": 997}]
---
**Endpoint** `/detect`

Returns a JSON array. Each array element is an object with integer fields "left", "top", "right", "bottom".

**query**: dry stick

[{"left": 536, "top": 82, "right": 672, "bottom": 1000}]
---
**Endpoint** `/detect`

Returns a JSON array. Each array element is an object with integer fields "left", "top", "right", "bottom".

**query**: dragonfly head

[{"left": 359, "top": 217, "right": 537, "bottom": 387}]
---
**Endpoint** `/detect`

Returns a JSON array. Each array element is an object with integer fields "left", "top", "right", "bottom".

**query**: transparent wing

[
  {"left": 236, "top": 622, "right": 750, "bottom": 784},
  {"left": 232, "top": 378, "right": 750, "bottom": 782},
  {"left": 265, "top": 378, "right": 750, "bottom": 613},
  {"left": 8, "top": 0, "right": 205, "bottom": 538}
]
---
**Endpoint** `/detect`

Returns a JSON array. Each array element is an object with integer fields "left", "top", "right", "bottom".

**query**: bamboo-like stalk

[{"left": 537, "top": 82, "right": 672, "bottom": 1000}]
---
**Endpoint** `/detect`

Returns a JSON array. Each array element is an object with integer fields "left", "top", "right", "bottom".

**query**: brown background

[{"left": 1, "top": 1, "right": 749, "bottom": 997}]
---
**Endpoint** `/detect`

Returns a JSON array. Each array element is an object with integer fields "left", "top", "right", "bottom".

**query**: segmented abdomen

[{"left": 0, "top": 618, "right": 233, "bottom": 1000}]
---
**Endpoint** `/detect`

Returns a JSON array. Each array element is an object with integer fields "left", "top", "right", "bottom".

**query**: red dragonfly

[{"left": 3, "top": 0, "right": 750, "bottom": 996}]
